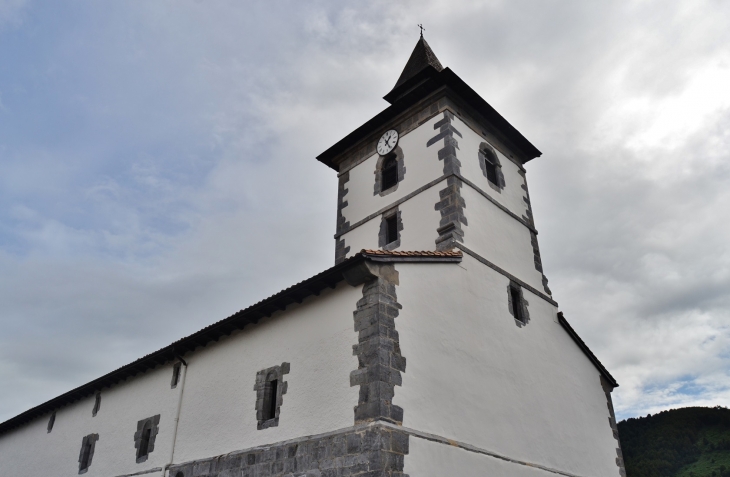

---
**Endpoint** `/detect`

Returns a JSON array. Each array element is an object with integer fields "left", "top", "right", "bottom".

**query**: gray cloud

[{"left": 1, "top": 0, "right": 729, "bottom": 422}]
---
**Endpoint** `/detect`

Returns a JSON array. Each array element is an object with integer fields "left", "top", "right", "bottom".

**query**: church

[{"left": 0, "top": 37, "right": 625, "bottom": 477}]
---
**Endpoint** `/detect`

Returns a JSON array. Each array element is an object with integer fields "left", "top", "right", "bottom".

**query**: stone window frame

[
  {"left": 507, "top": 281, "right": 530, "bottom": 328},
  {"left": 378, "top": 208, "right": 402, "bottom": 251},
  {"left": 373, "top": 146, "right": 405, "bottom": 196},
  {"left": 78, "top": 433, "right": 99, "bottom": 474},
  {"left": 92, "top": 392, "right": 101, "bottom": 417},
  {"left": 171, "top": 362, "right": 182, "bottom": 389},
  {"left": 478, "top": 142, "right": 506, "bottom": 192},
  {"left": 47, "top": 411, "right": 56, "bottom": 433},
  {"left": 254, "top": 362, "right": 290, "bottom": 430},
  {"left": 134, "top": 414, "right": 160, "bottom": 463}
]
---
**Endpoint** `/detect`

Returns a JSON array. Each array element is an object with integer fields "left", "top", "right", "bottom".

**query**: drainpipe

[{"left": 161, "top": 355, "right": 188, "bottom": 477}]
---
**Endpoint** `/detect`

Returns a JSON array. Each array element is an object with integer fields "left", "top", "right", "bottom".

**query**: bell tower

[
  {"left": 314, "top": 38, "right": 625, "bottom": 477},
  {"left": 317, "top": 36, "right": 552, "bottom": 298}
]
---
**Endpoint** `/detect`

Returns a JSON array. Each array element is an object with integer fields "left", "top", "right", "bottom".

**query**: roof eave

[
  {"left": 317, "top": 68, "right": 541, "bottom": 171},
  {"left": 558, "top": 312, "right": 619, "bottom": 388},
  {"left": 0, "top": 251, "right": 462, "bottom": 436},
  {"left": 0, "top": 254, "right": 364, "bottom": 436}
]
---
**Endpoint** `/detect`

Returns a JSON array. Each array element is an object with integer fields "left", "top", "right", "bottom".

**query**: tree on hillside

[{"left": 619, "top": 406, "right": 730, "bottom": 477}]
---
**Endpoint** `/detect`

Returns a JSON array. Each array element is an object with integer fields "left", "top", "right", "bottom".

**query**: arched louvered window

[
  {"left": 482, "top": 147, "right": 499, "bottom": 185},
  {"left": 479, "top": 143, "right": 505, "bottom": 190},
  {"left": 374, "top": 147, "right": 405, "bottom": 196},
  {"left": 381, "top": 153, "right": 398, "bottom": 190}
]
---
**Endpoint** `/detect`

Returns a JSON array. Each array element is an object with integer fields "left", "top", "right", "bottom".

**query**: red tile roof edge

[{"left": 361, "top": 249, "right": 462, "bottom": 257}]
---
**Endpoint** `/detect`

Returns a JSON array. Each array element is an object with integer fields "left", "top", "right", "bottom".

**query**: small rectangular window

[
  {"left": 138, "top": 425, "right": 152, "bottom": 459},
  {"left": 385, "top": 215, "right": 398, "bottom": 244},
  {"left": 171, "top": 362, "right": 181, "bottom": 388},
  {"left": 78, "top": 433, "right": 98, "bottom": 473},
  {"left": 134, "top": 415, "right": 160, "bottom": 463},
  {"left": 80, "top": 440, "right": 92, "bottom": 470},
  {"left": 510, "top": 286, "right": 523, "bottom": 323},
  {"left": 47, "top": 411, "right": 56, "bottom": 433},
  {"left": 266, "top": 379, "right": 278, "bottom": 420},
  {"left": 92, "top": 393, "right": 101, "bottom": 417},
  {"left": 255, "top": 363, "right": 289, "bottom": 430}
]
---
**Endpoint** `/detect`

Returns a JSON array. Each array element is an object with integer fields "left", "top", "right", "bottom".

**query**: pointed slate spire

[{"left": 391, "top": 36, "right": 444, "bottom": 91}]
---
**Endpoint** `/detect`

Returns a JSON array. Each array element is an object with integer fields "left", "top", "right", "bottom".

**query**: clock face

[{"left": 377, "top": 129, "right": 399, "bottom": 156}]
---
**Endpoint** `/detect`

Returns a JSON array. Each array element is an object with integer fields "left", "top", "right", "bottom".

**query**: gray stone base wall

[{"left": 167, "top": 425, "right": 409, "bottom": 477}]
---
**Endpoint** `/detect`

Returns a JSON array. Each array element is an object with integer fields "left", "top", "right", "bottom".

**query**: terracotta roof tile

[{"left": 361, "top": 249, "right": 462, "bottom": 257}]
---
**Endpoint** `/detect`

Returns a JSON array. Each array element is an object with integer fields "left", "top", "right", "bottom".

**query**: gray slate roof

[{"left": 391, "top": 36, "right": 444, "bottom": 92}]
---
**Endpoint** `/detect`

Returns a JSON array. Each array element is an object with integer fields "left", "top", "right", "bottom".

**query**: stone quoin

[{"left": 0, "top": 37, "right": 624, "bottom": 477}]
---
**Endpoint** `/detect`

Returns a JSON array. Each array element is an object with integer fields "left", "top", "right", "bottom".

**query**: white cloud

[{"left": 1, "top": 0, "right": 729, "bottom": 423}]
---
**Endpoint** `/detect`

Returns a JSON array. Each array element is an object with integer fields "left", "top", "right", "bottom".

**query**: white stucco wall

[
  {"left": 460, "top": 185, "right": 545, "bottom": 292},
  {"left": 0, "top": 363, "right": 180, "bottom": 477},
  {"left": 341, "top": 113, "right": 445, "bottom": 226},
  {"left": 340, "top": 215, "right": 381, "bottom": 257},
  {"left": 452, "top": 115, "right": 530, "bottom": 219},
  {"left": 394, "top": 256, "right": 620, "bottom": 477},
  {"left": 0, "top": 256, "right": 620, "bottom": 477},
  {"left": 397, "top": 187, "right": 442, "bottom": 251},
  {"left": 404, "top": 436, "right": 563, "bottom": 477},
  {"left": 340, "top": 185, "right": 442, "bottom": 257},
  {"left": 0, "top": 281, "right": 362, "bottom": 476},
  {"left": 172, "top": 281, "right": 360, "bottom": 463}
]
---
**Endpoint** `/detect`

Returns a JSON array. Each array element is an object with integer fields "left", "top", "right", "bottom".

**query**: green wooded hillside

[{"left": 619, "top": 406, "right": 730, "bottom": 477}]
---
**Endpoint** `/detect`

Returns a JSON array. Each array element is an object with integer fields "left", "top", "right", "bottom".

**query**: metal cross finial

[{"left": 418, "top": 24, "right": 425, "bottom": 37}]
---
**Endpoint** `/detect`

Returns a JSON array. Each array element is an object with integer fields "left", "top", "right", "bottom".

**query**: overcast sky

[{"left": 1, "top": 0, "right": 729, "bottom": 423}]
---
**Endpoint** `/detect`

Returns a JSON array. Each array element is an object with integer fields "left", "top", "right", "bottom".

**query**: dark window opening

[
  {"left": 263, "top": 377, "right": 278, "bottom": 421},
  {"left": 134, "top": 415, "right": 160, "bottom": 462},
  {"left": 92, "top": 393, "right": 101, "bottom": 417},
  {"left": 385, "top": 215, "right": 398, "bottom": 244},
  {"left": 80, "top": 439, "right": 93, "bottom": 471},
  {"left": 137, "top": 422, "right": 152, "bottom": 459},
  {"left": 483, "top": 148, "right": 499, "bottom": 185},
  {"left": 171, "top": 362, "right": 181, "bottom": 388},
  {"left": 47, "top": 412, "right": 56, "bottom": 433},
  {"left": 510, "top": 286, "right": 524, "bottom": 323},
  {"left": 255, "top": 363, "right": 289, "bottom": 430},
  {"left": 175, "top": 473, "right": 185, "bottom": 477},
  {"left": 381, "top": 153, "right": 398, "bottom": 190}
]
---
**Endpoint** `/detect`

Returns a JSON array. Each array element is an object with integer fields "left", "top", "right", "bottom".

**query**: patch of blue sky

[
  {"left": 0, "top": 3, "right": 263, "bottom": 260},
  {"left": 674, "top": 380, "right": 708, "bottom": 398},
  {"left": 616, "top": 376, "right": 713, "bottom": 420}
]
